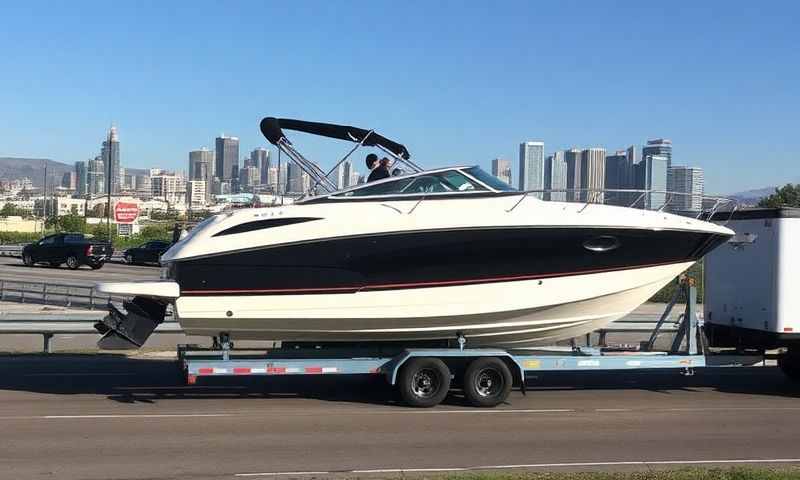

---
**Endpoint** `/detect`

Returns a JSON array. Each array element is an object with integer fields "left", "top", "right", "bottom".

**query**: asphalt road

[
  {"left": 1, "top": 355, "right": 800, "bottom": 479},
  {"left": 0, "top": 255, "right": 158, "bottom": 287}
]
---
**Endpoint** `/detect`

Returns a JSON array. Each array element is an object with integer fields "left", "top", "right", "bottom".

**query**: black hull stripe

[{"left": 180, "top": 259, "right": 691, "bottom": 296}]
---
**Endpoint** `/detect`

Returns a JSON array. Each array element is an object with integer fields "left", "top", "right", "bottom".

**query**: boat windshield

[
  {"left": 463, "top": 166, "right": 516, "bottom": 192},
  {"left": 334, "top": 169, "right": 488, "bottom": 197}
]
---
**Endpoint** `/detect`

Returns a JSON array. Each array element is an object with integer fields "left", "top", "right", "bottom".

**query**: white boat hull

[{"left": 174, "top": 261, "right": 693, "bottom": 347}]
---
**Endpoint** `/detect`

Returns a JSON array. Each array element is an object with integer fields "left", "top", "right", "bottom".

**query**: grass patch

[{"left": 422, "top": 467, "right": 800, "bottom": 480}]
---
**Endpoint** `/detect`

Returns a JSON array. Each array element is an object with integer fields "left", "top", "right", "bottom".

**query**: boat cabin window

[
  {"left": 464, "top": 166, "right": 516, "bottom": 192},
  {"left": 336, "top": 169, "right": 486, "bottom": 197}
]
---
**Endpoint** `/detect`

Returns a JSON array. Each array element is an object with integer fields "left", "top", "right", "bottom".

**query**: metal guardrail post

[
  {"left": 89, "top": 288, "right": 94, "bottom": 310},
  {"left": 43, "top": 333, "right": 54, "bottom": 354},
  {"left": 21, "top": 286, "right": 25, "bottom": 303},
  {"left": 42, "top": 284, "right": 48, "bottom": 305},
  {"left": 0, "top": 280, "right": 4, "bottom": 301},
  {"left": 66, "top": 287, "right": 72, "bottom": 307}
]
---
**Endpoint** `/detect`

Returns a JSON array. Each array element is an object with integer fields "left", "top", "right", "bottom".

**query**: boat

[{"left": 94, "top": 117, "right": 734, "bottom": 350}]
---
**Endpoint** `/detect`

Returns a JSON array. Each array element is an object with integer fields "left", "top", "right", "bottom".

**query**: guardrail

[
  {"left": 0, "top": 312, "right": 183, "bottom": 353},
  {"left": 0, "top": 279, "right": 128, "bottom": 309},
  {"left": 0, "top": 245, "right": 24, "bottom": 257}
]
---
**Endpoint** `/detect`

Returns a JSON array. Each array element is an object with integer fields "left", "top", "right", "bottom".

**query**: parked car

[
  {"left": 122, "top": 240, "right": 172, "bottom": 265},
  {"left": 21, "top": 233, "right": 114, "bottom": 270}
]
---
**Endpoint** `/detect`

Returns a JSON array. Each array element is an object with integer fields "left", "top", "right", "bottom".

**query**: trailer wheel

[
  {"left": 463, "top": 357, "right": 513, "bottom": 407},
  {"left": 398, "top": 357, "right": 451, "bottom": 407},
  {"left": 778, "top": 348, "right": 800, "bottom": 381}
]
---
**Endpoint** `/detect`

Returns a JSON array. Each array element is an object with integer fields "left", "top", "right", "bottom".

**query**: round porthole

[{"left": 583, "top": 235, "right": 621, "bottom": 253}]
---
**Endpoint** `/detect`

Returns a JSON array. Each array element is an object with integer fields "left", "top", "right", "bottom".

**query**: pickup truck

[{"left": 21, "top": 233, "right": 114, "bottom": 270}]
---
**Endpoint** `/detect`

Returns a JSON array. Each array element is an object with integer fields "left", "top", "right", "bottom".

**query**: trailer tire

[
  {"left": 398, "top": 357, "right": 451, "bottom": 408},
  {"left": 778, "top": 349, "right": 800, "bottom": 381},
  {"left": 463, "top": 357, "right": 513, "bottom": 408}
]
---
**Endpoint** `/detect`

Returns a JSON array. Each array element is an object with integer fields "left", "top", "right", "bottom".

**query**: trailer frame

[{"left": 176, "top": 278, "right": 767, "bottom": 407}]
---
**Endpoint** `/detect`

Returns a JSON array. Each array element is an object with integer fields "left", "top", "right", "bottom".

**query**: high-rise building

[
  {"left": 215, "top": 135, "right": 240, "bottom": 182},
  {"left": 635, "top": 154, "right": 668, "bottom": 210},
  {"left": 186, "top": 180, "right": 207, "bottom": 209},
  {"left": 88, "top": 156, "right": 105, "bottom": 195},
  {"left": 667, "top": 166, "right": 704, "bottom": 213},
  {"left": 190, "top": 148, "right": 214, "bottom": 203},
  {"left": 74, "top": 161, "right": 87, "bottom": 197},
  {"left": 250, "top": 148, "right": 270, "bottom": 184},
  {"left": 101, "top": 126, "right": 121, "bottom": 194},
  {"left": 334, "top": 160, "right": 352, "bottom": 189},
  {"left": 151, "top": 172, "right": 186, "bottom": 205},
  {"left": 580, "top": 148, "right": 606, "bottom": 203},
  {"left": 60, "top": 171, "right": 76, "bottom": 190},
  {"left": 134, "top": 175, "right": 151, "bottom": 199},
  {"left": 604, "top": 150, "right": 635, "bottom": 206},
  {"left": 642, "top": 139, "right": 672, "bottom": 168},
  {"left": 286, "top": 163, "right": 303, "bottom": 193},
  {"left": 349, "top": 169, "right": 362, "bottom": 187},
  {"left": 491, "top": 158, "right": 512, "bottom": 186},
  {"left": 239, "top": 165, "right": 260, "bottom": 192},
  {"left": 546, "top": 151, "right": 568, "bottom": 201},
  {"left": 564, "top": 148, "right": 582, "bottom": 201},
  {"left": 518, "top": 142, "right": 545, "bottom": 195}
]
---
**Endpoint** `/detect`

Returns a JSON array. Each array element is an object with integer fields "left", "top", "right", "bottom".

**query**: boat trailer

[{"left": 176, "top": 278, "right": 769, "bottom": 407}]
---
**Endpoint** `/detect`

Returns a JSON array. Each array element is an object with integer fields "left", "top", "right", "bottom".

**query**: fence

[
  {"left": 0, "top": 245, "right": 24, "bottom": 257},
  {"left": 0, "top": 279, "right": 128, "bottom": 310}
]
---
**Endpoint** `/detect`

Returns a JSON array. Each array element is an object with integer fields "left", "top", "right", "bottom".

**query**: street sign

[{"left": 114, "top": 202, "right": 139, "bottom": 223}]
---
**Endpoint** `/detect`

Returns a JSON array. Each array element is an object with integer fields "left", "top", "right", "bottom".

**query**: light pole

[{"left": 106, "top": 128, "right": 112, "bottom": 240}]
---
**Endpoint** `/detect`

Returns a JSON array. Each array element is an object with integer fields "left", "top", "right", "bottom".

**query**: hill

[
  {"left": 0, "top": 157, "right": 72, "bottom": 188},
  {"left": 729, "top": 186, "right": 778, "bottom": 206}
]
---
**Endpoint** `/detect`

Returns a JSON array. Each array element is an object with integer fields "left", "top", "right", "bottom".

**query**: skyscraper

[
  {"left": 74, "top": 161, "right": 87, "bottom": 197},
  {"left": 333, "top": 160, "right": 352, "bottom": 189},
  {"left": 101, "top": 126, "right": 121, "bottom": 194},
  {"left": 250, "top": 148, "right": 270, "bottom": 184},
  {"left": 635, "top": 154, "right": 668, "bottom": 210},
  {"left": 642, "top": 139, "right": 672, "bottom": 168},
  {"left": 491, "top": 158, "right": 512, "bottom": 186},
  {"left": 667, "top": 166, "right": 704, "bottom": 213},
  {"left": 564, "top": 148, "right": 582, "bottom": 201},
  {"left": 239, "top": 165, "right": 260, "bottom": 192},
  {"left": 286, "top": 162, "right": 303, "bottom": 193},
  {"left": 215, "top": 135, "right": 240, "bottom": 182},
  {"left": 518, "top": 141, "right": 545, "bottom": 195},
  {"left": 88, "top": 156, "right": 105, "bottom": 195},
  {"left": 547, "top": 151, "right": 568, "bottom": 201},
  {"left": 190, "top": 148, "right": 214, "bottom": 203},
  {"left": 580, "top": 148, "right": 606, "bottom": 203},
  {"left": 604, "top": 150, "right": 635, "bottom": 206}
]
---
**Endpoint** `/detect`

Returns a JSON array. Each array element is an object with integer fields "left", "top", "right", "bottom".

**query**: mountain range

[{"left": 0, "top": 157, "right": 72, "bottom": 188}]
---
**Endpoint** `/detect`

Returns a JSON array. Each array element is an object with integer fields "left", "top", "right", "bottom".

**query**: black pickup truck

[{"left": 21, "top": 233, "right": 114, "bottom": 270}]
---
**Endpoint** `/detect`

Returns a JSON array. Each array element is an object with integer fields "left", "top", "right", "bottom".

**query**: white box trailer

[{"left": 705, "top": 207, "right": 800, "bottom": 351}]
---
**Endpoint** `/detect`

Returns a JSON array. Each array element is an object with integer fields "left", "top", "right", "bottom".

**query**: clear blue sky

[{"left": 0, "top": 1, "right": 797, "bottom": 193}]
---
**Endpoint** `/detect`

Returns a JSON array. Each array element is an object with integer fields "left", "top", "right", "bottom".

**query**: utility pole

[
  {"left": 42, "top": 159, "right": 47, "bottom": 233},
  {"left": 106, "top": 128, "right": 112, "bottom": 240}
]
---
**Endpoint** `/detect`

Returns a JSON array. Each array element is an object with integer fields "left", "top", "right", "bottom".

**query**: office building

[
  {"left": 564, "top": 149, "right": 582, "bottom": 201},
  {"left": 604, "top": 150, "right": 635, "bottom": 206},
  {"left": 250, "top": 148, "right": 270, "bottom": 184},
  {"left": 239, "top": 165, "right": 260, "bottom": 192},
  {"left": 87, "top": 156, "right": 105, "bottom": 196},
  {"left": 546, "top": 151, "right": 568, "bottom": 201},
  {"left": 151, "top": 172, "right": 186, "bottom": 205},
  {"left": 74, "top": 161, "right": 87, "bottom": 197},
  {"left": 101, "top": 126, "right": 121, "bottom": 194},
  {"left": 518, "top": 142, "right": 545, "bottom": 195},
  {"left": 286, "top": 162, "right": 304, "bottom": 193},
  {"left": 491, "top": 158, "right": 512, "bottom": 186},
  {"left": 643, "top": 138, "right": 672, "bottom": 168},
  {"left": 635, "top": 154, "right": 668, "bottom": 210},
  {"left": 186, "top": 180, "right": 207, "bottom": 209},
  {"left": 189, "top": 148, "right": 214, "bottom": 204},
  {"left": 668, "top": 166, "right": 704, "bottom": 212},
  {"left": 334, "top": 160, "right": 352, "bottom": 189},
  {"left": 580, "top": 148, "right": 606, "bottom": 203},
  {"left": 215, "top": 135, "right": 240, "bottom": 181}
]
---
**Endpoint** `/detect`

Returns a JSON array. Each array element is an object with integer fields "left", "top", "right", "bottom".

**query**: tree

[
  {"left": 58, "top": 214, "right": 87, "bottom": 233},
  {"left": 758, "top": 184, "right": 800, "bottom": 208}
]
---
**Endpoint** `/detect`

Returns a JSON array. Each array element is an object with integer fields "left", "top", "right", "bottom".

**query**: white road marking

[
  {"left": 416, "top": 409, "right": 574, "bottom": 414},
  {"left": 235, "top": 458, "right": 800, "bottom": 477},
  {"left": 0, "top": 414, "right": 235, "bottom": 420},
  {"left": 595, "top": 408, "right": 632, "bottom": 412},
  {"left": 23, "top": 373, "right": 137, "bottom": 377}
]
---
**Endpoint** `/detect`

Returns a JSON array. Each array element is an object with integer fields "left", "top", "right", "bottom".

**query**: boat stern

[{"left": 94, "top": 281, "right": 179, "bottom": 350}]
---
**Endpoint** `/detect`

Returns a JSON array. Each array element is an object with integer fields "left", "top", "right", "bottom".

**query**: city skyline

[{"left": 1, "top": 2, "right": 797, "bottom": 194}]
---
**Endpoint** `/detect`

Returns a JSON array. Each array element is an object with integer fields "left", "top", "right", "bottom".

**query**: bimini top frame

[{"left": 259, "top": 117, "right": 423, "bottom": 197}]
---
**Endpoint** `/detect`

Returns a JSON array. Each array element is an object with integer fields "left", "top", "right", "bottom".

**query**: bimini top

[{"left": 260, "top": 117, "right": 410, "bottom": 160}]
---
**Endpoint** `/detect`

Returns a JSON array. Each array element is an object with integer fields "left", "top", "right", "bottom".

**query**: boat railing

[{"left": 506, "top": 188, "right": 738, "bottom": 223}]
